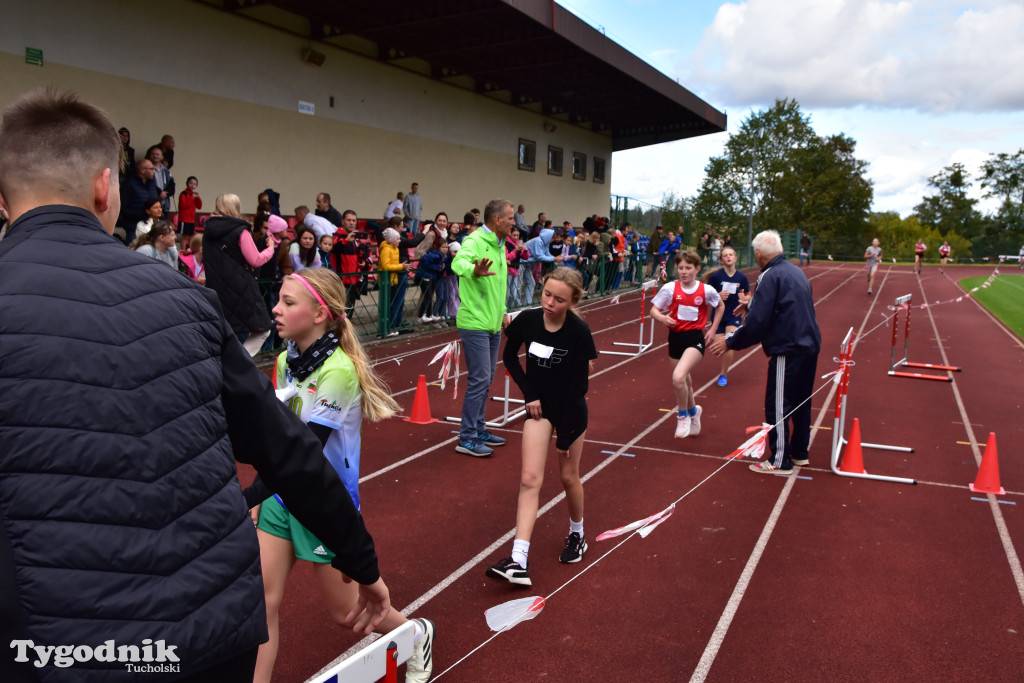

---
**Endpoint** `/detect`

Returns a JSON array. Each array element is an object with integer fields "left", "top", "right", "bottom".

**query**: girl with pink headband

[{"left": 244, "top": 268, "right": 437, "bottom": 683}]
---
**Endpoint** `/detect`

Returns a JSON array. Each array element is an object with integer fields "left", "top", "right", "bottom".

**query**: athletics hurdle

[
  {"left": 888, "top": 293, "right": 961, "bottom": 382},
  {"left": 310, "top": 621, "right": 414, "bottom": 683},
  {"left": 832, "top": 327, "right": 917, "bottom": 485},
  {"left": 602, "top": 279, "right": 656, "bottom": 357}
]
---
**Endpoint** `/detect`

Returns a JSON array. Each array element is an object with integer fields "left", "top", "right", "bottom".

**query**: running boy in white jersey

[
  {"left": 707, "top": 245, "right": 750, "bottom": 386},
  {"left": 865, "top": 238, "right": 882, "bottom": 295},
  {"left": 650, "top": 251, "right": 725, "bottom": 438}
]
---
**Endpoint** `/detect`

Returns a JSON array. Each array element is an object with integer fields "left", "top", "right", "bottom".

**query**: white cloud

[{"left": 691, "top": 0, "right": 1024, "bottom": 113}]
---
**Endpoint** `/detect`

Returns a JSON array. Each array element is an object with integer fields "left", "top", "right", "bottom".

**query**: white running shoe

[
  {"left": 690, "top": 405, "right": 702, "bottom": 436},
  {"left": 406, "top": 618, "right": 435, "bottom": 683},
  {"left": 674, "top": 414, "right": 691, "bottom": 439}
]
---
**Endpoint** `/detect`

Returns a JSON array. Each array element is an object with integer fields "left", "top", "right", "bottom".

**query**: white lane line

[
  {"left": 689, "top": 268, "right": 878, "bottom": 683},
  {"left": 312, "top": 267, "right": 869, "bottom": 681},
  {"left": 916, "top": 276, "right": 1024, "bottom": 608}
]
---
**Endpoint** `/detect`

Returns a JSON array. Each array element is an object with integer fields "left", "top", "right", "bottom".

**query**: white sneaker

[
  {"left": 406, "top": 618, "right": 435, "bottom": 683},
  {"left": 690, "top": 406, "right": 702, "bottom": 436},
  {"left": 674, "top": 414, "right": 691, "bottom": 439},
  {"left": 419, "top": 315, "right": 432, "bottom": 324}
]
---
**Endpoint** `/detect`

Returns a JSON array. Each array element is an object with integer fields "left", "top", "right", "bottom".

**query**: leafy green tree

[
  {"left": 978, "top": 150, "right": 1024, "bottom": 255},
  {"left": 868, "top": 212, "right": 971, "bottom": 262},
  {"left": 693, "top": 98, "right": 872, "bottom": 258},
  {"left": 913, "top": 163, "right": 982, "bottom": 239}
]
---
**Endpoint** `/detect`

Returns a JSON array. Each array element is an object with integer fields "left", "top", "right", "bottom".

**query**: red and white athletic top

[
  {"left": 939, "top": 244, "right": 950, "bottom": 256},
  {"left": 652, "top": 280, "right": 721, "bottom": 333}
]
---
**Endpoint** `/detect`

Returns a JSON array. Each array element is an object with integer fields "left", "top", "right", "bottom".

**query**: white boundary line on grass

[{"left": 915, "top": 275, "right": 1024, "bottom": 608}]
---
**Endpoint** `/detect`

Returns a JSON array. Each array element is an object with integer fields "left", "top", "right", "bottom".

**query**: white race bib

[
  {"left": 528, "top": 342, "right": 554, "bottom": 359},
  {"left": 677, "top": 305, "right": 699, "bottom": 322},
  {"left": 721, "top": 282, "right": 738, "bottom": 295}
]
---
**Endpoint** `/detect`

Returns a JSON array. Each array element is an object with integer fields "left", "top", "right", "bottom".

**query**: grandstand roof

[{"left": 204, "top": 0, "right": 727, "bottom": 151}]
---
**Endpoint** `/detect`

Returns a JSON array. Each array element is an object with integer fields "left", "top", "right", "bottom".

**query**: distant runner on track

[{"left": 865, "top": 238, "right": 882, "bottom": 295}]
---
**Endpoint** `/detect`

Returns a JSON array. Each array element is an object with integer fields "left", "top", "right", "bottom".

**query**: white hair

[
  {"left": 752, "top": 230, "right": 783, "bottom": 256},
  {"left": 381, "top": 227, "right": 400, "bottom": 244}
]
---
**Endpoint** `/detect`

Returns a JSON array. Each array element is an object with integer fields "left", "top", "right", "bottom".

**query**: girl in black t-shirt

[{"left": 487, "top": 268, "right": 598, "bottom": 587}]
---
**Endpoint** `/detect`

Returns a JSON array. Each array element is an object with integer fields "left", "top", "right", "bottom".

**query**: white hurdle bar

[
  {"left": 309, "top": 621, "right": 415, "bottom": 683},
  {"left": 602, "top": 280, "right": 657, "bottom": 357},
  {"left": 446, "top": 370, "right": 527, "bottom": 428},
  {"left": 830, "top": 327, "right": 917, "bottom": 485}
]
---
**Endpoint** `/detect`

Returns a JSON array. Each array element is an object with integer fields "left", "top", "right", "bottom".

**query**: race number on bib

[
  {"left": 677, "top": 305, "right": 699, "bottom": 322},
  {"left": 528, "top": 342, "right": 554, "bottom": 359},
  {"left": 721, "top": 282, "right": 738, "bottom": 295}
]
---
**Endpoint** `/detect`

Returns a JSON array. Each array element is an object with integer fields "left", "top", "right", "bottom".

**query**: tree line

[{"left": 653, "top": 97, "right": 1024, "bottom": 262}]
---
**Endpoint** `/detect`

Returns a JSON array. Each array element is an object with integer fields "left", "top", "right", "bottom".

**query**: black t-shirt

[
  {"left": 502, "top": 308, "right": 598, "bottom": 449},
  {"left": 549, "top": 241, "right": 565, "bottom": 259}
]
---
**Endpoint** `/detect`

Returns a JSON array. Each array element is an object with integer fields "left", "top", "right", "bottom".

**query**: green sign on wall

[{"left": 25, "top": 47, "right": 43, "bottom": 67}]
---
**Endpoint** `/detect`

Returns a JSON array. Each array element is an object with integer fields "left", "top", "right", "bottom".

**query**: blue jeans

[
  {"left": 408, "top": 218, "right": 419, "bottom": 234},
  {"left": 458, "top": 328, "right": 501, "bottom": 443}
]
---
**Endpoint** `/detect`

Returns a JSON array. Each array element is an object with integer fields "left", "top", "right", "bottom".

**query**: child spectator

[
  {"left": 179, "top": 234, "right": 206, "bottom": 285},
  {"left": 247, "top": 269, "right": 434, "bottom": 683},
  {"left": 136, "top": 196, "right": 162, "bottom": 239},
  {"left": 132, "top": 220, "right": 179, "bottom": 268},
  {"left": 177, "top": 175, "right": 202, "bottom": 250},
  {"left": 649, "top": 251, "right": 725, "bottom": 439},
  {"left": 416, "top": 240, "right": 444, "bottom": 323},
  {"left": 433, "top": 241, "right": 452, "bottom": 319},
  {"left": 318, "top": 234, "right": 334, "bottom": 268},
  {"left": 290, "top": 225, "right": 321, "bottom": 272},
  {"left": 658, "top": 231, "right": 681, "bottom": 279},
  {"left": 487, "top": 268, "right": 598, "bottom": 586},
  {"left": 505, "top": 227, "right": 530, "bottom": 308},
  {"left": 446, "top": 241, "right": 461, "bottom": 317},
  {"left": 379, "top": 226, "right": 412, "bottom": 335}
]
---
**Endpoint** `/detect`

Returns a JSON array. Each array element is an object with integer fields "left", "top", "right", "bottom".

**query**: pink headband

[{"left": 289, "top": 273, "right": 346, "bottom": 321}]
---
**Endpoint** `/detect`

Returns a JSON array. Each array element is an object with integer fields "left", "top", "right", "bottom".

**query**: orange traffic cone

[
  {"left": 840, "top": 418, "right": 867, "bottom": 474},
  {"left": 404, "top": 374, "right": 438, "bottom": 424},
  {"left": 970, "top": 433, "right": 1005, "bottom": 495}
]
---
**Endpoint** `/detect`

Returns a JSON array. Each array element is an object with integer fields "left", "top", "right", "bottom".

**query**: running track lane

[{"left": 242, "top": 263, "right": 1024, "bottom": 681}]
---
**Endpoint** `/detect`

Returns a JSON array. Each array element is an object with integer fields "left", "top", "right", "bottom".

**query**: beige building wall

[{"left": 0, "top": 0, "right": 612, "bottom": 221}]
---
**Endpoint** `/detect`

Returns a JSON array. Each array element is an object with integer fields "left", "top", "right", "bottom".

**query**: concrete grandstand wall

[{"left": 0, "top": 0, "right": 612, "bottom": 221}]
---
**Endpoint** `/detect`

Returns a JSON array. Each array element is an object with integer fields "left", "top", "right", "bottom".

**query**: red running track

[{"left": 237, "top": 262, "right": 1024, "bottom": 682}]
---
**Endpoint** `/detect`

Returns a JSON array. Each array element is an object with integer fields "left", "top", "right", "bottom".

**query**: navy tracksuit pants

[{"left": 765, "top": 352, "right": 818, "bottom": 469}]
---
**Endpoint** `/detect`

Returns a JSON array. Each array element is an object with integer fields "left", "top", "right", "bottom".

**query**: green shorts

[{"left": 256, "top": 497, "right": 336, "bottom": 564}]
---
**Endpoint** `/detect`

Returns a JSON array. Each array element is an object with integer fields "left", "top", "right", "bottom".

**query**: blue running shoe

[
  {"left": 456, "top": 439, "right": 494, "bottom": 457},
  {"left": 717, "top": 375, "right": 728, "bottom": 387},
  {"left": 478, "top": 430, "right": 507, "bottom": 447}
]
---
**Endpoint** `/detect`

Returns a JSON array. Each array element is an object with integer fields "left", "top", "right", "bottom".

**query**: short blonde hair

[{"left": 214, "top": 193, "right": 242, "bottom": 218}]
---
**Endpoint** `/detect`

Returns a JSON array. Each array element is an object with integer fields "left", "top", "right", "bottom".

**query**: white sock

[
  {"left": 511, "top": 539, "right": 530, "bottom": 567},
  {"left": 569, "top": 518, "right": 584, "bottom": 535},
  {"left": 412, "top": 619, "right": 423, "bottom": 644}
]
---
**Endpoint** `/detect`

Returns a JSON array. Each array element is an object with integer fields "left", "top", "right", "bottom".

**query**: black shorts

[
  {"left": 668, "top": 328, "right": 705, "bottom": 359},
  {"left": 179, "top": 221, "right": 196, "bottom": 236}
]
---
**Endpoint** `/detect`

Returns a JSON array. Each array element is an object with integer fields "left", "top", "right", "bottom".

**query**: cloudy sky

[{"left": 562, "top": 0, "right": 1024, "bottom": 216}]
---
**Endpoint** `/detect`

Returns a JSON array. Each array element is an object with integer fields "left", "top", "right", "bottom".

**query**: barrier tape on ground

[{"left": 886, "top": 267, "right": 1002, "bottom": 311}]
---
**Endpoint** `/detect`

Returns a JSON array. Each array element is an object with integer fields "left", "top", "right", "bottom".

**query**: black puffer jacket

[
  {"left": 0, "top": 206, "right": 379, "bottom": 682},
  {"left": 203, "top": 215, "right": 271, "bottom": 335}
]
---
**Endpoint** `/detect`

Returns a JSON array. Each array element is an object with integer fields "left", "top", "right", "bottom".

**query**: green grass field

[{"left": 958, "top": 273, "right": 1024, "bottom": 339}]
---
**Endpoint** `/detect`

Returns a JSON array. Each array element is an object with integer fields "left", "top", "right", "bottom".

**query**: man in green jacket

[{"left": 451, "top": 199, "right": 513, "bottom": 456}]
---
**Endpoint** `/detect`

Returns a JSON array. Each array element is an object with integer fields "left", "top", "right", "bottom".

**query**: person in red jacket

[
  {"left": 177, "top": 175, "right": 202, "bottom": 250},
  {"left": 331, "top": 210, "right": 364, "bottom": 319}
]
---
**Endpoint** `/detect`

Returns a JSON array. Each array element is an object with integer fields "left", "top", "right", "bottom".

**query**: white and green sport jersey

[{"left": 276, "top": 350, "right": 364, "bottom": 508}]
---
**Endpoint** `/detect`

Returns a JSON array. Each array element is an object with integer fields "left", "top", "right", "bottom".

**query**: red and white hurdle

[
  {"left": 831, "top": 327, "right": 917, "bottom": 485},
  {"left": 601, "top": 280, "right": 656, "bottom": 357},
  {"left": 888, "top": 293, "right": 961, "bottom": 382}
]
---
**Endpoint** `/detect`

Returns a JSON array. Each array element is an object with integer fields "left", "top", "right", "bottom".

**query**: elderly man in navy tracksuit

[{"left": 710, "top": 230, "right": 821, "bottom": 474}]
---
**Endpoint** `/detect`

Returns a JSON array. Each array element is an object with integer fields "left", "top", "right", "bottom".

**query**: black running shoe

[
  {"left": 559, "top": 532, "right": 588, "bottom": 564},
  {"left": 486, "top": 557, "right": 531, "bottom": 585}
]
